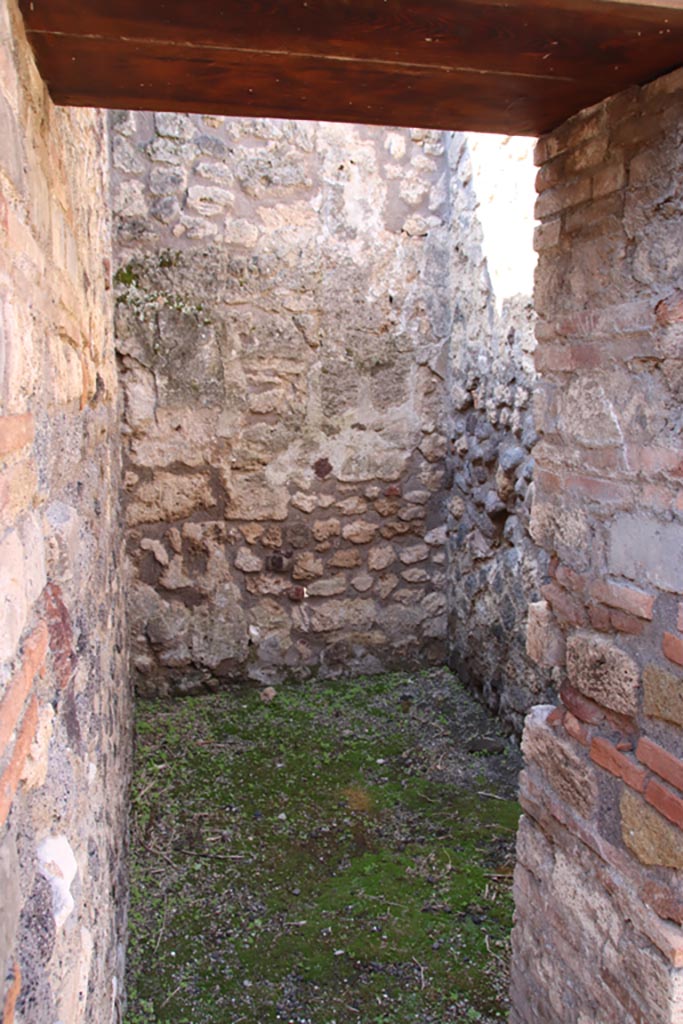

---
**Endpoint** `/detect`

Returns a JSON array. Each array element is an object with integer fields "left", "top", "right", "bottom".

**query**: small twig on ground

[
  {"left": 477, "top": 790, "right": 506, "bottom": 801},
  {"left": 134, "top": 778, "right": 158, "bottom": 804},
  {"left": 413, "top": 956, "right": 427, "bottom": 989},
  {"left": 363, "top": 894, "right": 408, "bottom": 909},
  {"left": 173, "top": 847, "right": 246, "bottom": 862},
  {"left": 153, "top": 895, "right": 169, "bottom": 954},
  {"left": 160, "top": 983, "right": 183, "bottom": 1008},
  {"left": 144, "top": 844, "right": 177, "bottom": 870}
]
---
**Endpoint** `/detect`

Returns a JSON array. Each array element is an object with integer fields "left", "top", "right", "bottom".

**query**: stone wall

[
  {"left": 0, "top": 3, "right": 130, "bottom": 1022},
  {"left": 112, "top": 113, "right": 456, "bottom": 695},
  {"left": 445, "top": 133, "right": 552, "bottom": 733},
  {"left": 111, "top": 112, "right": 548, "bottom": 715},
  {"left": 511, "top": 67, "right": 683, "bottom": 1024}
]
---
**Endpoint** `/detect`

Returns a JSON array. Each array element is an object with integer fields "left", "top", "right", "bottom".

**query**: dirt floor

[{"left": 125, "top": 668, "right": 522, "bottom": 1024}]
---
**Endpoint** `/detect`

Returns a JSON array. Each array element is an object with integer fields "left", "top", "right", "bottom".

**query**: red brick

[
  {"left": 0, "top": 622, "right": 48, "bottom": 758},
  {"left": 628, "top": 445, "right": 683, "bottom": 479},
  {"left": 547, "top": 707, "right": 564, "bottom": 728},
  {"left": 655, "top": 289, "right": 683, "bottom": 327},
  {"left": 588, "top": 602, "right": 611, "bottom": 632},
  {"left": 637, "top": 737, "right": 683, "bottom": 794},
  {"left": 2, "top": 962, "right": 21, "bottom": 1024},
  {"left": 541, "top": 581, "right": 588, "bottom": 628},
  {"left": 42, "top": 584, "right": 76, "bottom": 689},
  {"left": 534, "top": 345, "right": 573, "bottom": 374},
  {"left": 560, "top": 682, "right": 605, "bottom": 725},
  {"left": 640, "top": 881, "right": 683, "bottom": 926},
  {"left": 535, "top": 467, "right": 563, "bottom": 496},
  {"left": 589, "top": 578, "right": 655, "bottom": 620},
  {"left": 642, "top": 482, "right": 676, "bottom": 511},
  {"left": 555, "top": 564, "right": 586, "bottom": 595},
  {"left": 563, "top": 711, "right": 591, "bottom": 747},
  {"left": 662, "top": 632, "right": 683, "bottom": 667},
  {"left": 610, "top": 609, "right": 646, "bottom": 636},
  {"left": 554, "top": 299, "right": 653, "bottom": 341},
  {"left": 604, "top": 706, "right": 637, "bottom": 736},
  {"left": 565, "top": 473, "right": 632, "bottom": 505},
  {"left": 0, "top": 697, "right": 39, "bottom": 827},
  {"left": 0, "top": 414, "right": 33, "bottom": 459},
  {"left": 645, "top": 778, "right": 683, "bottom": 830},
  {"left": 590, "top": 736, "right": 648, "bottom": 792}
]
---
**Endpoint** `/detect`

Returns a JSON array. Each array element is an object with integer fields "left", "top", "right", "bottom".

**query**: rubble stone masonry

[
  {"left": 6, "top": 1, "right": 683, "bottom": 1017},
  {"left": 111, "top": 112, "right": 547, "bottom": 715},
  {"left": 111, "top": 113, "right": 454, "bottom": 694},
  {"left": 511, "top": 66, "right": 683, "bottom": 1024},
  {"left": 0, "top": 2, "right": 130, "bottom": 1021}
]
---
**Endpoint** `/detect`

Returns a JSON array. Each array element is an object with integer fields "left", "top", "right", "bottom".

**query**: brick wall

[
  {"left": 0, "top": 3, "right": 130, "bottom": 1021},
  {"left": 511, "top": 66, "right": 683, "bottom": 1024}
]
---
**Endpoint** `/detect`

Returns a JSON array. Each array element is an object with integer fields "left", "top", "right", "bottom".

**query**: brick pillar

[{"left": 511, "top": 67, "right": 683, "bottom": 1023}]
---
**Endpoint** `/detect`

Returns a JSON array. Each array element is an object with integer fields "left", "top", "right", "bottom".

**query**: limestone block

[
  {"left": 643, "top": 665, "right": 683, "bottom": 727},
  {"left": 521, "top": 706, "right": 598, "bottom": 817},
  {"left": 418, "top": 434, "right": 447, "bottom": 463},
  {"left": 399, "top": 543, "right": 429, "bottom": 564},
  {"left": 329, "top": 549, "right": 362, "bottom": 569},
  {"left": 0, "top": 835, "right": 20, "bottom": 991},
  {"left": 402, "top": 568, "right": 429, "bottom": 583},
  {"left": 126, "top": 472, "right": 215, "bottom": 525},
  {"left": 336, "top": 435, "right": 409, "bottom": 483},
  {"left": 0, "top": 528, "right": 27, "bottom": 662},
  {"left": 189, "top": 591, "right": 248, "bottom": 669},
  {"left": 424, "top": 525, "right": 447, "bottom": 546},
  {"left": 234, "top": 548, "right": 264, "bottom": 573},
  {"left": 306, "top": 599, "right": 376, "bottom": 633},
  {"left": 139, "top": 538, "right": 169, "bottom": 567},
  {"left": 131, "top": 583, "right": 190, "bottom": 645},
  {"left": 225, "top": 478, "right": 289, "bottom": 521},
  {"left": 351, "top": 574, "right": 373, "bottom": 593},
  {"left": 368, "top": 544, "right": 395, "bottom": 571},
  {"left": 158, "top": 556, "right": 193, "bottom": 590},
  {"left": 20, "top": 704, "right": 55, "bottom": 790},
  {"left": 423, "top": 614, "right": 447, "bottom": 639},
  {"left": 291, "top": 493, "right": 318, "bottom": 513},
  {"left": 307, "top": 576, "right": 348, "bottom": 597},
  {"left": 245, "top": 574, "right": 292, "bottom": 596},
  {"left": 221, "top": 217, "right": 259, "bottom": 247},
  {"left": 377, "top": 574, "right": 399, "bottom": 599},
  {"left": 187, "top": 184, "right": 235, "bottom": 216},
  {"left": 527, "top": 600, "right": 566, "bottom": 667},
  {"left": 621, "top": 790, "right": 683, "bottom": 869},
  {"left": 154, "top": 112, "right": 196, "bottom": 140},
  {"left": 292, "top": 552, "right": 324, "bottom": 581},
  {"left": 609, "top": 514, "right": 683, "bottom": 595},
  {"left": 336, "top": 496, "right": 368, "bottom": 516},
  {"left": 566, "top": 632, "right": 639, "bottom": 715},
  {"left": 423, "top": 592, "right": 447, "bottom": 616},
  {"left": 312, "top": 519, "right": 341, "bottom": 542},
  {"left": 149, "top": 166, "right": 187, "bottom": 195},
  {"left": 342, "top": 521, "right": 379, "bottom": 544}
]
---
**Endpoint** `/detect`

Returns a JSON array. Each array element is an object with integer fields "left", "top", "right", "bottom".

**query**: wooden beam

[{"left": 18, "top": 0, "right": 683, "bottom": 134}]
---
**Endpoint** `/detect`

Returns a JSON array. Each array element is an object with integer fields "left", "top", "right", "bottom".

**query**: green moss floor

[{"left": 125, "top": 669, "right": 521, "bottom": 1024}]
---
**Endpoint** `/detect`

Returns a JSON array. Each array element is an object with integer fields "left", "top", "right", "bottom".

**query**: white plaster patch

[{"left": 37, "top": 834, "right": 78, "bottom": 930}]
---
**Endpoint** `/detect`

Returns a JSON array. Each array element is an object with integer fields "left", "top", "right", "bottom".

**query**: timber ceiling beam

[{"left": 18, "top": 0, "right": 683, "bottom": 135}]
